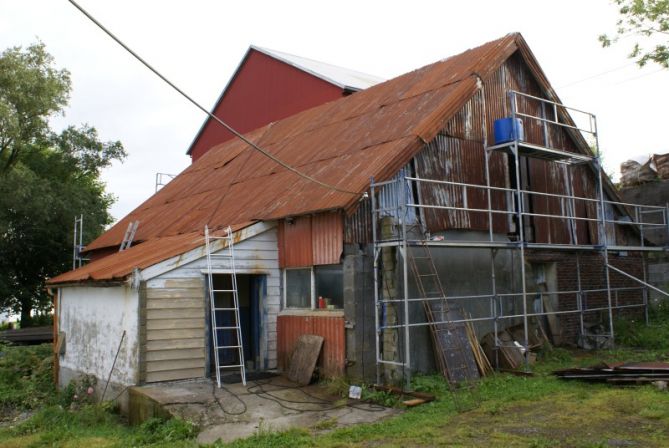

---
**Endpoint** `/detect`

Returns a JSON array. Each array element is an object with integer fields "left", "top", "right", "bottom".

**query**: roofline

[
  {"left": 185, "top": 46, "right": 361, "bottom": 157},
  {"left": 186, "top": 46, "right": 255, "bottom": 156},
  {"left": 250, "top": 45, "right": 364, "bottom": 92}
]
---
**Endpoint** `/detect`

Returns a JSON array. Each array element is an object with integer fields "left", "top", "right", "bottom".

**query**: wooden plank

[
  {"left": 145, "top": 348, "right": 205, "bottom": 362},
  {"left": 146, "top": 298, "right": 203, "bottom": 309},
  {"left": 145, "top": 367, "right": 205, "bottom": 383},
  {"left": 146, "top": 288, "right": 204, "bottom": 299},
  {"left": 0, "top": 326, "right": 53, "bottom": 343},
  {"left": 147, "top": 328, "right": 203, "bottom": 341},
  {"left": 146, "top": 318, "right": 204, "bottom": 331},
  {"left": 287, "top": 334, "right": 324, "bottom": 385},
  {"left": 146, "top": 338, "right": 204, "bottom": 351},
  {"left": 147, "top": 308, "right": 203, "bottom": 319},
  {"left": 147, "top": 278, "right": 204, "bottom": 289},
  {"left": 146, "top": 358, "right": 204, "bottom": 373}
]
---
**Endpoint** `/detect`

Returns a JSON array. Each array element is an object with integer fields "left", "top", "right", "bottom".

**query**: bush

[
  {"left": 615, "top": 307, "right": 669, "bottom": 350},
  {"left": 0, "top": 342, "right": 55, "bottom": 412}
]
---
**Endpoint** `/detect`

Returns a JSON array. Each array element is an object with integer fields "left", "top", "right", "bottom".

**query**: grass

[{"left": 2, "top": 311, "right": 669, "bottom": 447}]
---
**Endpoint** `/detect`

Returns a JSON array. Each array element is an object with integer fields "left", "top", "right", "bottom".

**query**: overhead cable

[{"left": 66, "top": 0, "right": 359, "bottom": 195}]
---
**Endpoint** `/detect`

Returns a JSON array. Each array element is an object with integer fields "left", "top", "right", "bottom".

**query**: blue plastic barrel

[{"left": 493, "top": 117, "right": 524, "bottom": 145}]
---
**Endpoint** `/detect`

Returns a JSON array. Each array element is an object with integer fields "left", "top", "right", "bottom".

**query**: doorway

[{"left": 207, "top": 274, "right": 265, "bottom": 378}]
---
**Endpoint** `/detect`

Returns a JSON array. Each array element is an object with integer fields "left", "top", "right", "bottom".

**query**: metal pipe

[
  {"left": 642, "top": 252, "right": 649, "bottom": 325},
  {"left": 510, "top": 92, "right": 531, "bottom": 371},
  {"left": 607, "top": 263, "right": 669, "bottom": 298},
  {"left": 593, "top": 116, "right": 616, "bottom": 346},
  {"left": 370, "top": 178, "right": 381, "bottom": 385},
  {"left": 576, "top": 253, "right": 585, "bottom": 341},
  {"left": 401, "top": 175, "right": 411, "bottom": 388}
]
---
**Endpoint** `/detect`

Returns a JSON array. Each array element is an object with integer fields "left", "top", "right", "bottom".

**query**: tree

[
  {"left": 599, "top": 0, "right": 669, "bottom": 68},
  {"left": 0, "top": 42, "right": 71, "bottom": 170},
  {"left": 0, "top": 43, "right": 126, "bottom": 326}
]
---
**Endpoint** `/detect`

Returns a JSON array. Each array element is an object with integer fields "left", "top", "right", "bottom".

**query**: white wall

[
  {"left": 58, "top": 284, "right": 139, "bottom": 387},
  {"left": 148, "top": 226, "right": 281, "bottom": 369}
]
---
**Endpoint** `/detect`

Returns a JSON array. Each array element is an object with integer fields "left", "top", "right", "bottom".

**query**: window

[
  {"left": 315, "top": 264, "right": 343, "bottom": 309},
  {"left": 283, "top": 265, "right": 343, "bottom": 310},
  {"left": 285, "top": 268, "right": 312, "bottom": 308}
]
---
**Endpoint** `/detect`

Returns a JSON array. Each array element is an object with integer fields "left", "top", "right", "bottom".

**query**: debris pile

[
  {"left": 554, "top": 361, "right": 669, "bottom": 386},
  {"left": 480, "top": 321, "right": 550, "bottom": 370},
  {"left": 620, "top": 153, "right": 669, "bottom": 187}
]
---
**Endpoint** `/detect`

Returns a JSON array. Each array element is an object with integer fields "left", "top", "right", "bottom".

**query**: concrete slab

[{"left": 131, "top": 376, "right": 398, "bottom": 444}]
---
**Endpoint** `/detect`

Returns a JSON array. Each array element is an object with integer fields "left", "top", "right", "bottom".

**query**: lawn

[{"left": 2, "top": 312, "right": 669, "bottom": 447}]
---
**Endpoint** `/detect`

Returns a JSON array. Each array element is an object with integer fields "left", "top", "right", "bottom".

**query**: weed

[
  {"left": 360, "top": 387, "right": 399, "bottom": 407},
  {"left": 0, "top": 342, "right": 54, "bottom": 412},
  {"left": 311, "top": 417, "right": 337, "bottom": 431},
  {"left": 130, "top": 416, "right": 198, "bottom": 445},
  {"left": 222, "top": 427, "right": 312, "bottom": 448},
  {"left": 615, "top": 306, "right": 669, "bottom": 350}
]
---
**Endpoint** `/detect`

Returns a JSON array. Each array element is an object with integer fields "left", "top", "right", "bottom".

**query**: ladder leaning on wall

[{"left": 204, "top": 225, "right": 246, "bottom": 386}]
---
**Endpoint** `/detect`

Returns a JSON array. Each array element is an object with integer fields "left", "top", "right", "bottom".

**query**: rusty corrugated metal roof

[{"left": 50, "top": 33, "right": 529, "bottom": 285}]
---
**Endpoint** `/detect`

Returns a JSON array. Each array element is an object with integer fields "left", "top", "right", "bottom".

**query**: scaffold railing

[{"left": 371, "top": 89, "right": 669, "bottom": 387}]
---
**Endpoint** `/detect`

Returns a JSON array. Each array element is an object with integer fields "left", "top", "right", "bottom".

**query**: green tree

[
  {"left": 0, "top": 42, "right": 71, "bottom": 170},
  {"left": 0, "top": 43, "right": 125, "bottom": 326},
  {"left": 599, "top": 0, "right": 669, "bottom": 68}
]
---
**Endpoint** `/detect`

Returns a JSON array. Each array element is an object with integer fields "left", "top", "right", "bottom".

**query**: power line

[
  {"left": 66, "top": 0, "right": 359, "bottom": 196},
  {"left": 557, "top": 63, "right": 634, "bottom": 89},
  {"left": 614, "top": 67, "right": 665, "bottom": 85}
]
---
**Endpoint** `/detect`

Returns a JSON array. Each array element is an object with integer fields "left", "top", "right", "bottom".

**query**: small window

[
  {"left": 285, "top": 268, "right": 312, "bottom": 308},
  {"left": 315, "top": 264, "right": 343, "bottom": 309}
]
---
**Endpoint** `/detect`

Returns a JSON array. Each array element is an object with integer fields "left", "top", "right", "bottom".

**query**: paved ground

[{"left": 134, "top": 376, "right": 398, "bottom": 444}]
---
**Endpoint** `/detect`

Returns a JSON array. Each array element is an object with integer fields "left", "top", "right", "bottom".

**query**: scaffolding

[{"left": 371, "top": 90, "right": 669, "bottom": 387}]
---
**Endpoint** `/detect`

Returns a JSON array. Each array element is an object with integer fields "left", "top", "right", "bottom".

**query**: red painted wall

[
  {"left": 189, "top": 50, "right": 345, "bottom": 162},
  {"left": 277, "top": 313, "right": 345, "bottom": 378}
]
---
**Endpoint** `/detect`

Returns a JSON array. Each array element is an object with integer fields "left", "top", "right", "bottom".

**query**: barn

[
  {"left": 47, "top": 33, "right": 666, "bottom": 407},
  {"left": 187, "top": 45, "right": 383, "bottom": 162}
]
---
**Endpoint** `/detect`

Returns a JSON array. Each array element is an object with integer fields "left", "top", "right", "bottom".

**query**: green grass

[{"left": 3, "top": 313, "right": 669, "bottom": 448}]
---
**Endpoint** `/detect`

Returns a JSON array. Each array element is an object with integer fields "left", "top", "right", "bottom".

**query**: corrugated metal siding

[
  {"left": 277, "top": 313, "right": 345, "bottom": 378},
  {"left": 279, "top": 213, "right": 343, "bottom": 267},
  {"left": 415, "top": 135, "right": 508, "bottom": 233},
  {"left": 312, "top": 212, "right": 343, "bottom": 265},
  {"left": 344, "top": 199, "right": 372, "bottom": 244},
  {"left": 278, "top": 216, "right": 313, "bottom": 267},
  {"left": 378, "top": 167, "right": 418, "bottom": 225}
]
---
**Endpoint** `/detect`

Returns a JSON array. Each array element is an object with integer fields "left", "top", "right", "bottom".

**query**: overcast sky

[{"left": 3, "top": 0, "right": 668, "bottom": 222}]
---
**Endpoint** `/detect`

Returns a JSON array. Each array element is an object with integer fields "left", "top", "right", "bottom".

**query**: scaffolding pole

[{"left": 369, "top": 89, "right": 668, "bottom": 382}]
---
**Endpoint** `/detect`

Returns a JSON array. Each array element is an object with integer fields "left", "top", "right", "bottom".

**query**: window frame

[
  {"left": 283, "top": 267, "right": 316, "bottom": 309},
  {"left": 282, "top": 264, "right": 344, "bottom": 310}
]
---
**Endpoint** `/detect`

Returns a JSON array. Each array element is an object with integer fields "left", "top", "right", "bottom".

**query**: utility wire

[
  {"left": 66, "top": 0, "right": 359, "bottom": 196},
  {"left": 557, "top": 63, "right": 634, "bottom": 89}
]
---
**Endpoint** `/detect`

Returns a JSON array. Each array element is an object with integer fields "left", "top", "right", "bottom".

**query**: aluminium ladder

[
  {"left": 204, "top": 225, "right": 246, "bottom": 386},
  {"left": 119, "top": 220, "right": 139, "bottom": 251}
]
